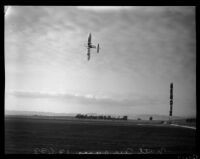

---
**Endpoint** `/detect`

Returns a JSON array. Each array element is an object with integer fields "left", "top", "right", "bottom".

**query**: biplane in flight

[{"left": 86, "top": 33, "right": 100, "bottom": 61}]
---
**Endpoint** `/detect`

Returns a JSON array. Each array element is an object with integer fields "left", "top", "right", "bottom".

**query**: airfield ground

[{"left": 5, "top": 116, "right": 196, "bottom": 154}]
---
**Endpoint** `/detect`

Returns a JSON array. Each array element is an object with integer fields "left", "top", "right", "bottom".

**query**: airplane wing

[
  {"left": 97, "top": 44, "right": 100, "bottom": 53},
  {"left": 87, "top": 48, "right": 90, "bottom": 61},
  {"left": 88, "top": 33, "right": 92, "bottom": 45}
]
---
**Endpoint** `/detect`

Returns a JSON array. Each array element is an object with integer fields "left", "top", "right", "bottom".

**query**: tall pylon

[{"left": 169, "top": 83, "right": 173, "bottom": 122}]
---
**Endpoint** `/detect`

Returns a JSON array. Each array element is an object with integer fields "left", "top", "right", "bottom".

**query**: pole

[{"left": 169, "top": 83, "right": 173, "bottom": 123}]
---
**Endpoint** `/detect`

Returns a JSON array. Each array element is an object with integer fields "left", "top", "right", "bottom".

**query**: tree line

[
  {"left": 75, "top": 114, "right": 128, "bottom": 120},
  {"left": 186, "top": 118, "right": 196, "bottom": 123}
]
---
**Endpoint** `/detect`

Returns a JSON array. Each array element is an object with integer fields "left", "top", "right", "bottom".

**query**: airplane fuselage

[{"left": 88, "top": 44, "right": 96, "bottom": 49}]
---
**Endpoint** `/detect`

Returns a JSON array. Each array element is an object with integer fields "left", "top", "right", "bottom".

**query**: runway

[
  {"left": 170, "top": 124, "right": 196, "bottom": 130},
  {"left": 136, "top": 123, "right": 196, "bottom": 130}
]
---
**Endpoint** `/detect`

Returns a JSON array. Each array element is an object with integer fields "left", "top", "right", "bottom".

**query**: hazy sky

[{"left": 5, "top": 6, "right": 196, "bottom": 117}]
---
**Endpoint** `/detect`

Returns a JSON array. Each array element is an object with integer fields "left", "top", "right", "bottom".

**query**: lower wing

[
  {"left": 87, "top": 48, "right": 90, "bottom": 60},
  {"left": 97, "top": 44, "right": 100, "bottom": 53}
]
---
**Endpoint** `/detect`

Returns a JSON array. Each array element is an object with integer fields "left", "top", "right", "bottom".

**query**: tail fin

[{"left": 97, "top": 44, "right": 100, "bottom": 53}]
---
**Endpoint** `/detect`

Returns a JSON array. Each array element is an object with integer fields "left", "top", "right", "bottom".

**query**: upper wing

[{"left": 88, "top": 33, "right": 92, "bottom": 45}]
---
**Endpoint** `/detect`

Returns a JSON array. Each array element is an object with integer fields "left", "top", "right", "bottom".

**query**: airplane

[{"left": 86, "top": 33, "right": 100, "bottom": 61}]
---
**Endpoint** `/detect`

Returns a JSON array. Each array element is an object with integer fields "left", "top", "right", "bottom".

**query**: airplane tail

[{"left": 97, "top": 44, "right": 100, "bottom": 53}]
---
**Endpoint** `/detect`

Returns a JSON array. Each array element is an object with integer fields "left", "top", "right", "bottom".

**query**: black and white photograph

[{"left": 4, "top": 6, "right": 196, "bottom": 154}]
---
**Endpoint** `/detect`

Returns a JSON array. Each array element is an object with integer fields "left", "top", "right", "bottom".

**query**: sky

[{"left": 4, "top": 6, "right": 196, "bottom": 117}]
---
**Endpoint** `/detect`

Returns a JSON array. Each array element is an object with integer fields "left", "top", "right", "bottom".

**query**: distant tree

[
  {"left": 77, "top": 114, "right": 83, "bottom": 119},
  {"left": 149, "top": 116, "right": 153, "bottom": 121},
  {"left": 160, "top": 121, "right": 165, "bottom": 124},
  {"left": 137, "top": 118, "right": 141, "bottom": 120},
  {"left": 123, "top": 116, "right": 128, "bottom": 120},
  {"left": 75, "top": 114, "right": 83, "bottom": 118},
  {"left": 186, "top": 118, "right": 196, "bottom": 123}
]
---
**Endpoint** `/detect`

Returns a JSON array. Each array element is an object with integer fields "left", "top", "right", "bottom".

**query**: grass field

[{"left": 5, "top": 116, "right": 196, "bottom": 154}]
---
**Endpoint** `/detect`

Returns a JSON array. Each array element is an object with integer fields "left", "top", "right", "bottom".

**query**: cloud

[{"left": 7, "top": 90, "right": 163, "bottom": 108}]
